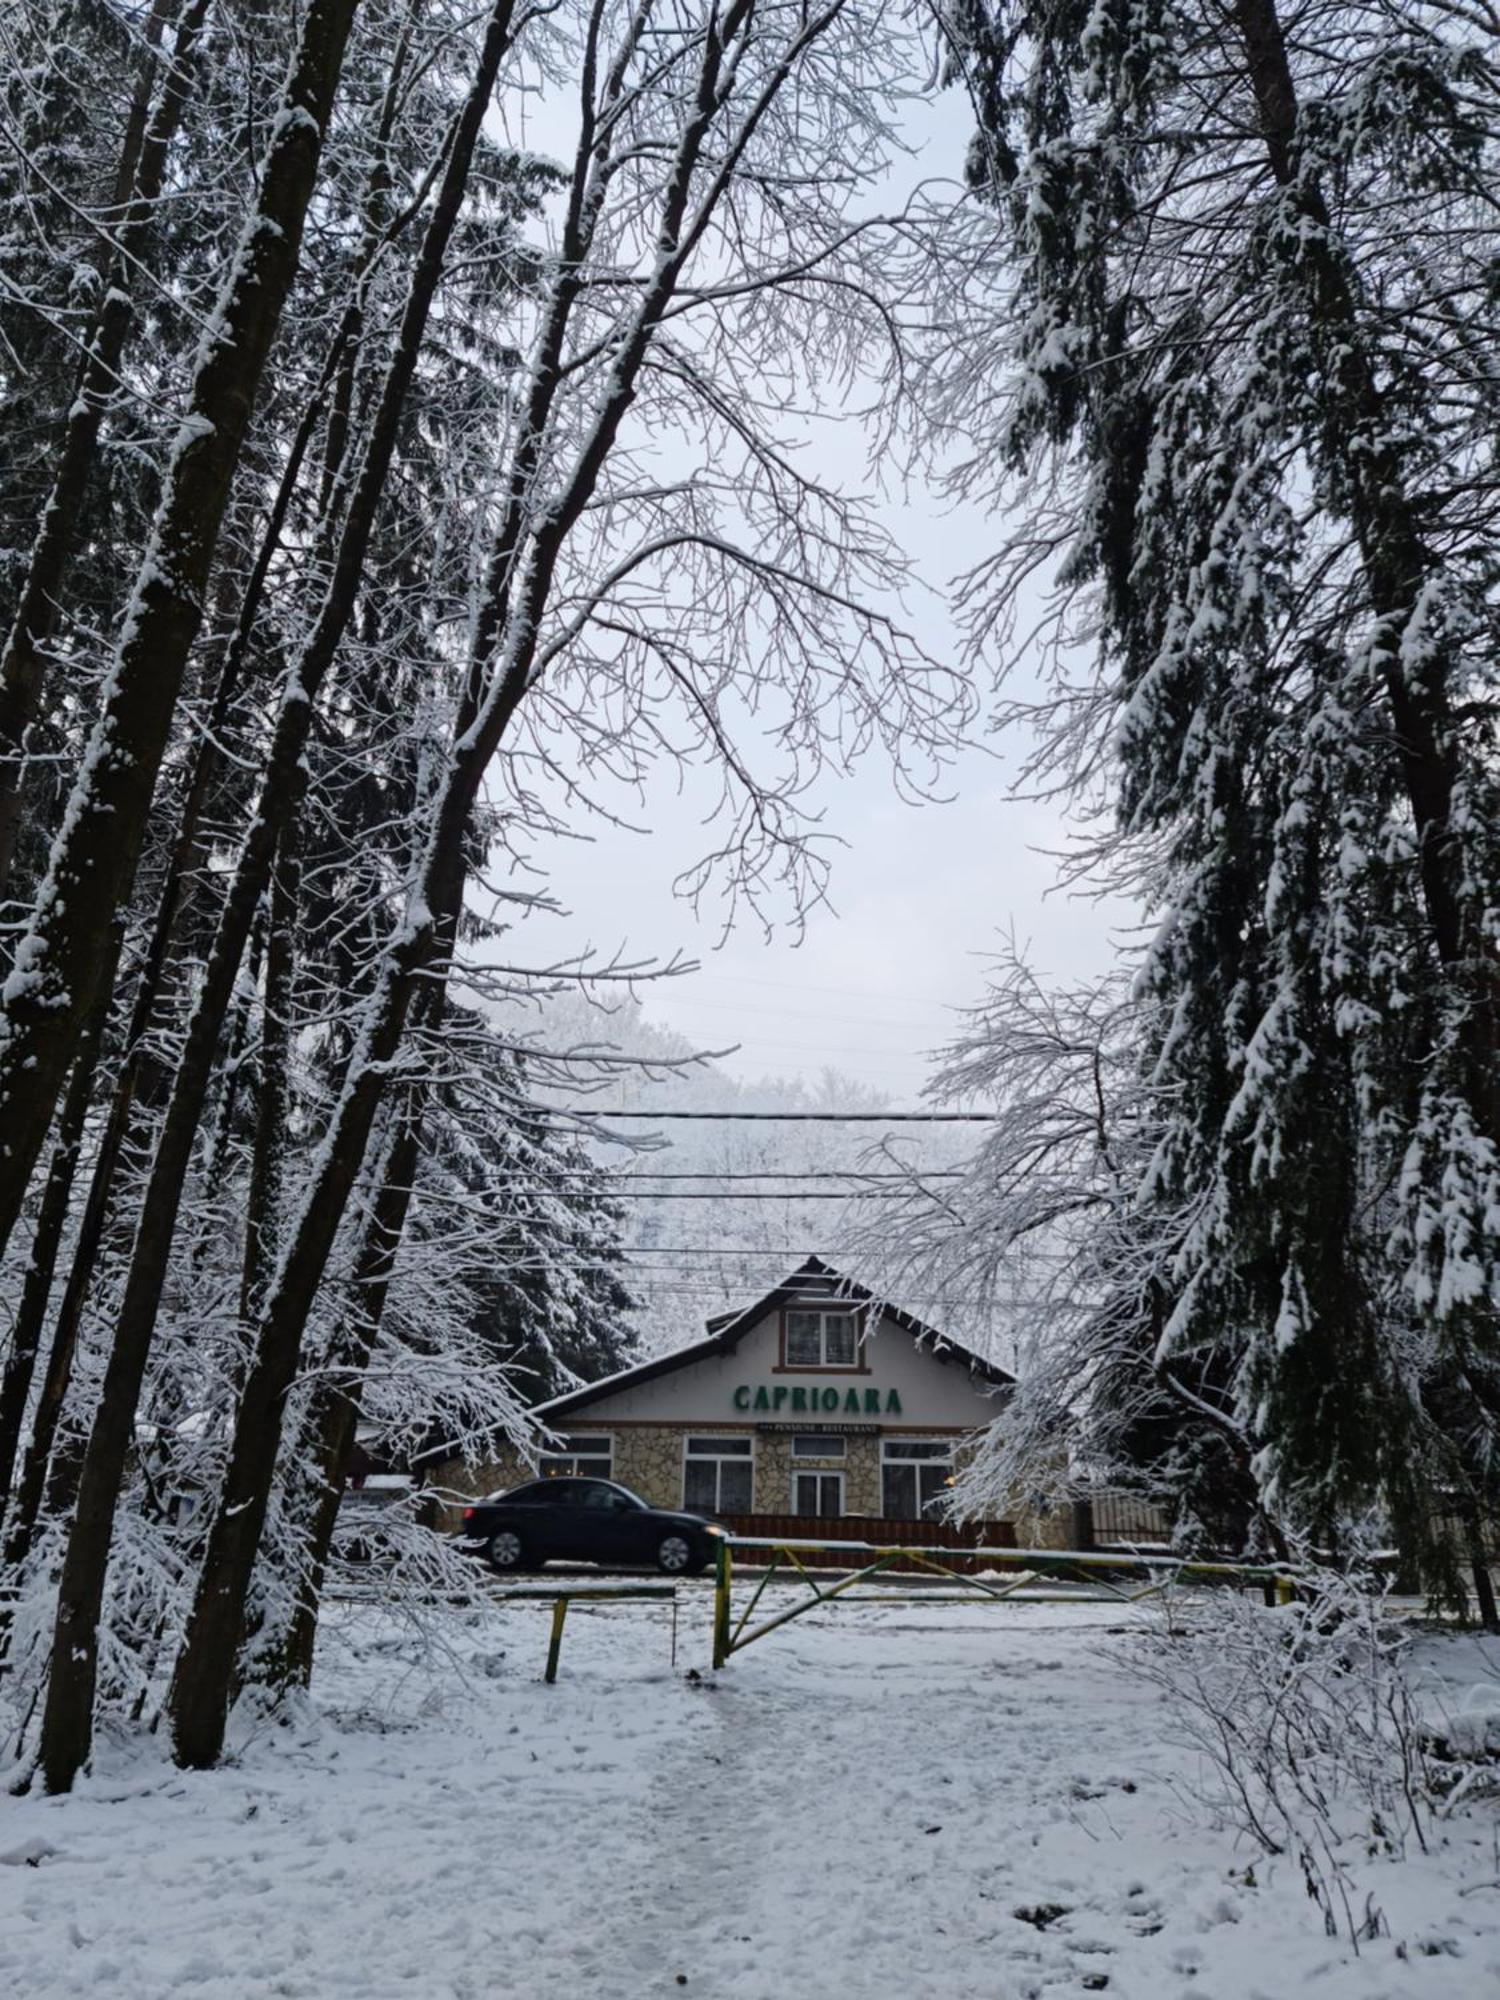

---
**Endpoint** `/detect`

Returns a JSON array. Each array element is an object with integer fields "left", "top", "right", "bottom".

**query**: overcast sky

[{"left": 483, "top": 63, "right": 1134, "bottom": 1105}]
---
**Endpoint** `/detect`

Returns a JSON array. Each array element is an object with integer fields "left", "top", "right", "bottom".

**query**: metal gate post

[
  {"left": 712, "top": 1536, "right": 732, "bottom": 1668},
  {"left": 545, "top": 1596, "right": 569, "bottom": 1683}
]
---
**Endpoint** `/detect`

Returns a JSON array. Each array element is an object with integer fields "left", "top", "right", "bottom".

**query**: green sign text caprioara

[{"left": 733, "top": 1384, "right": 902, "bottom": 1416}]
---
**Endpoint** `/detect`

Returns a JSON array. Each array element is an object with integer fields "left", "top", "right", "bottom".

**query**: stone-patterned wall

[
  {"left": 610, "top": 1427, "right": 885, "bottom": 1515},
  {"left": 757, "top": 1434, "right": 880, "bottom": 1515},
  {"left": 424, "top": 1428, "right": 691, "bottom": 1525},
  {"left": 609, "top": 1428, "right": 683, "bottom": 1507},
  {"left": 422, "top": 1422, "right": 1042, "bottom": 1536},
  {"left": 752, "top": 1435, "right": 873, "bottom": 1515},
  {"left": 423, "top": 1445, "right": 529, "bottom": 1531},
  {"left": 756, "top": 1432, "right": 791, "bottom": 1512},
  {"left": 844, "top": 1436, "right": 881, "bottom": 1515}
]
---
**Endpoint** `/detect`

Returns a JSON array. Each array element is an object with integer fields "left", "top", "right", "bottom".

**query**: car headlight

[{"left": 702, "top": 1523, "right": 726, "bottom": 1537}]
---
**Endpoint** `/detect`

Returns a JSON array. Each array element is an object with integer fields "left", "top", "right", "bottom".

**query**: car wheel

[
  {"left": 656, "top": 1534, "right": 700, "bottom": 1576},
  {"left": 485, "top": 1529, "right": 529, "bottom": 1574}
]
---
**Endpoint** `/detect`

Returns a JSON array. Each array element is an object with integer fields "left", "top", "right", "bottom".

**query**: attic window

[{"left": 785, "top": 1308, "right": 860, "bottom": 1368}]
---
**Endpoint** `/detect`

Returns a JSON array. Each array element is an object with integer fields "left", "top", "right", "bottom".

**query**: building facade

[{"left": 421, "top": 1259, "right": 1037, "bottom": 1539}]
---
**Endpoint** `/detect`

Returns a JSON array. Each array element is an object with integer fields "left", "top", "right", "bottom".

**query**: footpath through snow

[{"left": 1, "top": 1593, "right": 1498, "bottom": 1998}]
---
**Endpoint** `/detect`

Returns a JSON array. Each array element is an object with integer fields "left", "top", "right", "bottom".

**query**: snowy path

[{"left": 2, "top": 1592, "right": 1498, "bottom": 1997}]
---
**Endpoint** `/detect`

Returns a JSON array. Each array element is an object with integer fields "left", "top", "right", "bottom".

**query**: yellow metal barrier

[
  {"left": 488, "top": 1582, "right": 677, "bottom": 1681},
  {"left": 710, "top": 1535, "right": 1298, "bottom": 1668}
]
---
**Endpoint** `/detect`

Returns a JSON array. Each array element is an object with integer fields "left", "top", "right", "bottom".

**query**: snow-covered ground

[{"left": 2, "top": 1590, "right": 1498, "bottom": 1998}]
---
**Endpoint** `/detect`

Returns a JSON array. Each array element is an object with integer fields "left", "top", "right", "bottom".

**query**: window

[
  {"left": 792, "top": 1470, "right": 844, "bottom": 1517},
  {"left": 577, "top": 1481, "right": 643, "bottom": 1512},
  {"left": 516, "top": 1478, "right": 583, "bottom": 1505},
  {"left": 494, "top": 1481, "right": 549, "bottom": 1505},
  {"left": 784, "top": 1308, "right": 861, "bottom": 1368},
  {"left": 790, "top": 1434, "right": 846, "bottom": 1459},
  {"left": 881, "top": 1439, "right": 954, "bottom": 1521},
  {"left": 539, "top": 1434, "right": 612, "bottom": 1480},
  {"left": 683, "top": 1436, "right": 753, "bottom": 1513}
]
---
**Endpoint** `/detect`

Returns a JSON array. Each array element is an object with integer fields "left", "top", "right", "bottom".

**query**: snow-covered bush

[{"left": 1136, "top": 1572, "right": 1434, "bottom": 1948}]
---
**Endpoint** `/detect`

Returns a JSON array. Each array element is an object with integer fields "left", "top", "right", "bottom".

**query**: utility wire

[
  {"left": 604, "top": 1191, "right": 933, "bottom": 1201},
  {"left": 477, "top": 1170, "right": 962, "bottom": 1182},
  {"left": 556, "top": 1110, "right": 993, "bottom": 1122},
  {"left": 467, "top": 1243, "right": 1066, "bottom": 1258},
  {"left": 529, "top": 1246, "right": 980, "bottom": 1258},
  {"left": 471, "top": 1274, "right": 1041, "bottom": 1309}
]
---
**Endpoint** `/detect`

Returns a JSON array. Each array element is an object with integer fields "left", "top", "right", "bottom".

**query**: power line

[
  {"left": 557, "top": 1109, "right": 992, "bottom": 1122},
  {"left": 479, "top": 1170, "right": 962, "bottom": 1182},
  {"left": 613, "top": 1191, "right": 932, "bottom": 1201},
  {"left": 572, "top": 1246, "right": 957, "bottom": 1257},
  {"left": 622, "top": 1169, "right": 961, "bottom": 1180}
]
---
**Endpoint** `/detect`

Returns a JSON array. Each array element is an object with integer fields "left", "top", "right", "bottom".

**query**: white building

[{"left": 422, "top": 1258, "right": 1028, "bottom": 1539}]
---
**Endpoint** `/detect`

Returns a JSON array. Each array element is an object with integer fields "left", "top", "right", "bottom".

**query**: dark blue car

[{"left": 460, "top": 1476, "right": 724, "bottom": 1576}]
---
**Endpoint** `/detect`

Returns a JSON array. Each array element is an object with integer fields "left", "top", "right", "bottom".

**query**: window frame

[
  {"left": 777, "top": 1303, "right": 868, "bottom": 1374},
  {"left": 682, "top": 1434, "right": 755, "bottom": 1515},
  {"left": 790, "top": 1434, "right": 847, "bottom": 1459},
  {"left": 880, "top": 1436, "right": 956, "bottom": 1522},
  {"left": 791, "top": 1467, "right": 845, "bottom": 1517},
  {"left": 537, "top": 1433, "right": 614, "bottom": 1481}
]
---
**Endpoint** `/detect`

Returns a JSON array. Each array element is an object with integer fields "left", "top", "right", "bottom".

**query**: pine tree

[
  {"left": 932, "top": 0, "right": 1500, "bottom": 1577},
  {"left": 422, "top": 1028, "right": 640, "bottom": 1405}
]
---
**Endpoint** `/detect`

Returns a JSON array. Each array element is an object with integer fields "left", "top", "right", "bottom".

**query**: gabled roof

[
  {"left": 416, "top": 1257, "right": 1012, "bottom": 1467},
  {"left": 526, "top": 1255, "right": 1013, "bottom": 1423}
]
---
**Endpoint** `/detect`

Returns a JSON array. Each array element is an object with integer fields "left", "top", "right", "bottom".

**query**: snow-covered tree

[
  {"left": 417, "top": 1018, "right": 641, "bottom": 1405},
  {"left": 873, "top": 939, "right": 1274, "bottom": 1551},
  {"left": 929, "top": 1, "right": 1500, "bottom": 1592},
  {"left": 0, "top": 0, "right": 978, "bottom": 1793}
]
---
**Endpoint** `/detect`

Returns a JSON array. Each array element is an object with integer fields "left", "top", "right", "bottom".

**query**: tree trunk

[
  {"left": 0, "top": 0, "right": 361, "bottom": 1294},
  {"left": 167, "top": 859, "right": 463, "bottom": 1767},
  {"left": 239, "top": 827, "right": 301, "bottom": 1322},
  {"left": 2, "top": 1003, "right": 133, "bottom": 1574},
  {"left": 30, "top": 0, "right": 363, "bottom": 1798},
  {"left": 76, "top": 0, "right": 522, "bottom": 1429},
  {"left": 0, "top": 0, "right": 212, "bottom": 894},
  {"left": 0, "top": 367, "right": 329, "bottom": 1558},
  {"left": 36, "top": 0, "right": 517, "bottom": 1792},
  {"left": 0, "top": 970, "right": 112, "bottom": 1516},
  {"left": 6, "top": 261, "right": 375, "bottom": 1532},
  {"left": 1, "top": 17, "right": 356, "bottom": 1567},
  {"left": 165, "top": 0, "right": 758, "bottom": 1769},
  {"left": 276, "top": 1105, "right": 424, "bottom": 1689},
  {"left": 315, "top": 0, "right": 424, "bottom": 524},
  {"left": 1461, "top": 1503, "right": 1499, "bottom": 1634},
  {"left": 163, "top": 0, "right": 529, "bottom": 1766}
]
